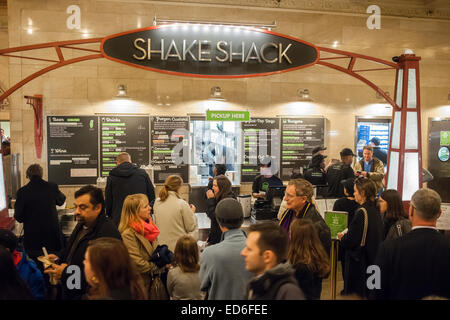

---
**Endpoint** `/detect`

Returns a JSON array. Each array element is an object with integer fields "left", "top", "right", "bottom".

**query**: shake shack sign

[{"left": 101, "top": 25, "right": 319, "bottom": 78}]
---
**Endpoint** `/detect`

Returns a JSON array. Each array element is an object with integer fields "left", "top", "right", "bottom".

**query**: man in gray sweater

[{"left": 199, "top": 198, "right": 252, "bottom": 300}]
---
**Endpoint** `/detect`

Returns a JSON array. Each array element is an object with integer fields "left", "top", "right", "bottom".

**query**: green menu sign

[
  {"left": 440, "top": 131, "right": 450, "bottom": 146},
  {"left": 206, "top": 110, "right": 250, "bottom": 122},
  {"left": 325, "top": 211, "right": 348, "bottom": 240}
]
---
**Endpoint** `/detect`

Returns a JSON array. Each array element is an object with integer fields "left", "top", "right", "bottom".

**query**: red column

[{"left": 386, "top": 53, "right": 422, "bottom": 203}]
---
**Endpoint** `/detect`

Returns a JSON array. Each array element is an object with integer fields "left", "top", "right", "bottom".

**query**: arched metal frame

[{"left": 0, "top": 36, "right": 421, "bottom": 202}]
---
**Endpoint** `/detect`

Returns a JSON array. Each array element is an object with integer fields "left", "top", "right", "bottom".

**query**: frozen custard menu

[
  {"left": 151, "top": 116, "right": 189, "bottom": 184},
  {"left": 47, "top": 116, "right": 98, "bottom": 185},
  {"left": 280, "top": 117, "right": 325, "bottom": 180},
  {"left": 100, "top": 116, "right": 149, "bottom": 177}
]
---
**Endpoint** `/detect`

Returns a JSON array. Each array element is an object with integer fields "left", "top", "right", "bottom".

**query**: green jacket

[{"left": 354, "top": 157, "right": 385, "bottom": 192}]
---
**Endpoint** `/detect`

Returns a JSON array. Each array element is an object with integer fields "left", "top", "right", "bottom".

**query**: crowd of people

[{"left": 0, "top": 150, "right": 449, "bottom": 301}]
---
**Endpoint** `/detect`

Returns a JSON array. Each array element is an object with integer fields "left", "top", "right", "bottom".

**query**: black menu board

[
  {"left": 100, "top": 116, "right": 149, "bottom": 177},
  {"left": 280, "top": 117, "right": 325, "bottom": 180},
  {"left": 151, "top": 116, "right": 189, "bottom": 184},
  {"left": 241, "top": 118, "right": 281, "bottom": 182},
  {"left": 47, "top": 116, "right": 98, "bottom": 185}
]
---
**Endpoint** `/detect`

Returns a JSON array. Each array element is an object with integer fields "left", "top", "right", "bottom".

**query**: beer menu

[
  {"left": 280, "top": 117, "right": 325, "bottom": 180},
  {"left": 241, "top": 118, "right": 280, "bottom": 182},
  {"left": 151, "top": 116, "right": 189, "bottom": 184},
  {"left": 47, "top": 116, "right": 98, "bottom": 185},
  {"left": 100, "top": 116, "right": 149, "bottom": 177}
]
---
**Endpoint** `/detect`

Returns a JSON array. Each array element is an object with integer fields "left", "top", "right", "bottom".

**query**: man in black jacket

[
  {"left": 279, "top": 178, "right": 331, "bottom": 255},
  {"left": 105, "top": 152, "right": 155, "bottom": 226},
  {"left": 326, "top": 148, "right": 355, "bottom": 198},
  {"left": 373, "top": 188, "right": 450, "bottom": 300},
  {"left": 45, "top": 185, "right": 121, "bottom": 300},
  {"left": 242, "top": 222, "right": 305, "bottom": 300},
  {"left": 14, "top": 164, "right": 66, "bottom": 259}
]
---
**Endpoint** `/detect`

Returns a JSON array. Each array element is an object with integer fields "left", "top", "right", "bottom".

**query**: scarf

[
  {"left": 130, "top": 219, "right": 160, "bottom": 242},
  {"left": 280, "top": 202, "right": 311, "bottom": 234},
  {"left": 12, "top": 250, "right": 22, "bottom": 267}
]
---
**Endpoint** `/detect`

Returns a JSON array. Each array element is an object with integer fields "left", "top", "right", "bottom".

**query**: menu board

[
  {"left": 241, "top": 118, "right": 280, "bottom": 182},
  {"left": 47, "top": 116, "right": 98, "bottom": 185},
  {"left": 151, "top": 116, "right": 189, "bottom": 184},
  {"left": 100, "top": 116, "right": 149, "bottom": 177},
  {"left": 280, "top": 117, "right": 325, "bottom": 180}
]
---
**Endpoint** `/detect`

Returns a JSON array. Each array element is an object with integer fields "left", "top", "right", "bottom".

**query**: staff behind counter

[{"left": 252, "top": 158, "right": 283, "bottom": 199}]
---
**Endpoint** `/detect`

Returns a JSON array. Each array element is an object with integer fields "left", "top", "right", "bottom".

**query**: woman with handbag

[
  {"left": 337, "top": 177, "right": 383, "bottom": 298},
  {"left": 119, "top": 193, "right": 160, "bottom": 294}
]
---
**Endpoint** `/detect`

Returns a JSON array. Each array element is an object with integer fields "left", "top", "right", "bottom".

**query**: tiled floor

[{"left": 320, "top": 262, "right": 345, "bottom": 300}]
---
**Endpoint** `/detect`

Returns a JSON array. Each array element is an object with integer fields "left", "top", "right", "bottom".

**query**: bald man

[{"left": 105, "top": 152, "right": 155, "bottom": 226}]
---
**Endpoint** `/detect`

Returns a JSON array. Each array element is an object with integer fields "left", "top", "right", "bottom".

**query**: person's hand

[
  {"left": 206, "top": 190, "right": 215, "bottom": 199},
  {"left": 44, "top": 263, "right": 68, "bottom": 281},
  {"left": 189, "top": 204, "right": 196, "bottom": 213},
  {"left": 337, "top": 232, "right": 344, "bottom": 240},
  {"left": 361, "top": 171, "right": 368, "bottom": 177}
]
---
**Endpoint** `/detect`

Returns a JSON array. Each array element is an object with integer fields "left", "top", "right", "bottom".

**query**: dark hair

[
  {"left": 0, "top": 245, "right": 32, "bottom": 300},
  {"left": 380, "top": 189, "right": 407, "bottom": 221},
  {"left": 214, "top": 164, "right": 227, "bottom": 176},
  {"left": 173, "top": 235, "right": 200, "bottom": 273},
  {"left": 248, "top": 222, "right": 288, "bottom": 264},
  {"left": 26, "top": 164, "right": 43, "bottom": 179},
  {"left": 342, "top": 178, "right": 355, "bottom": 197},
  {"left": 86, "top": 238, "right": 147, "bottom": 300},
  {"left": 288, "top": 219, "right": 330, "bottom": 278},
  {"left": 214, "top": 175, "right": 232, "bottom": 202},
  {"left": 75, "top": 185, "right": 105, "bottom": 212},
  {"left": 2, "top": 140, "right": 10, "bottom": 146},
  {"left": 354, "top": 177, "right": 377, "bottom": 203}
]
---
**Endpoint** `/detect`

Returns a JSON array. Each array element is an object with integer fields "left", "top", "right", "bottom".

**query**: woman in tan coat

[
  {"left": 119, "top": 193, "right": 160, "bottom": 292},
  {"left": 153, "top": 175, "right": 197, "bottom": 252}
]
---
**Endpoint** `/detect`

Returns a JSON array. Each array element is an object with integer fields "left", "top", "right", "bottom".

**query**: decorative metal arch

[{"left": 0, "top": 36, "right": 420, "bottom": 203}]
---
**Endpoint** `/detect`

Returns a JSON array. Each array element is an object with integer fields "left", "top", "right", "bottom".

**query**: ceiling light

[
  {"left": 210, "top": 86, "right": 226, "bottom": 101},
  {"left": 297, "top": 89, "right": 313, "bottom": 101},
  {"left": 116, "top": 84, "right": 128, "bottom": 98}
]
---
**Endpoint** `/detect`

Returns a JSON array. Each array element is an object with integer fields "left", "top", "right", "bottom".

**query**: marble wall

[{"left": 2, "top": 0, "right": 450, "bottom": 204}]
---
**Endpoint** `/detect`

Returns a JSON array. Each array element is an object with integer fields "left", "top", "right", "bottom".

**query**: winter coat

[
  {"left": 245, "top": 262, "right": 305, "bottom": 300},
  {"left": 59, "top": 212, "right": 121, "bottom": 300},
  {"left": 153, "top": 191, "right": 197, "bottom": 252},
  {"left": 16, "top": 250, "right": 46, "bottom": 300},
  {"left": 279, "top": 203, "right": 332, "bottom": 255},
  {"left": 167, "top": 266, "right": 203, "bottom": 300},
  {"left": 354, "top": 158, "right": 385, "bottom": 193},
  {"left": 14, "top": 176, "right": 66, "bottom": 258},
  {"left": 205, "top": 192, "right": 236, "bottom": 245},
  {"left": 121, "top": 227, "right": 159, "bottom": 292},
  {"left": 200, "top": 229, "right": 252, "bottom": 300},
  {"left": 105, "top": 162, "right": 155, "bottom": 226}
]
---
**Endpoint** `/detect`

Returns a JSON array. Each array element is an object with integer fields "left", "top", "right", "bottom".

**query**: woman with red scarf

[{"left": 119, "top": 194, "right": 161, "bottom": 293}]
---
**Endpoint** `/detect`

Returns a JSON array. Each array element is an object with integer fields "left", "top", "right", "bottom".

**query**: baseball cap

[
  {"left": 215, "top": 198, "right": 244, "bottom": 228},
  {"left": 312, "top": 146, "right": 327, "bottom": 155},
  {"left": 340, "top": 148, "right": 356, "bottom": 157},
  {"left": 0, "top": 228, "right": 18, "bottom": 251},
  {"left": 311, "top": 154, "right": 327, "bottom": 166},
  {"left": 370, "top": 137, "right": 381, "bottom": 146}
]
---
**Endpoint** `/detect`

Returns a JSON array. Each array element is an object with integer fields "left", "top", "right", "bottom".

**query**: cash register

[{"left": 251, "top": 186, "right": 286, "bottom": 220}]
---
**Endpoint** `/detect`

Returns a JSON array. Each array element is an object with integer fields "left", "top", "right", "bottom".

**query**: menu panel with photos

[{"left": 280, "top": 117, "right": 325, "bottom": 180}]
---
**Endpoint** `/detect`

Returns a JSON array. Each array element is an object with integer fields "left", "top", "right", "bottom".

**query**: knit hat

[
  {"left": 0, "top": 228, "right": 18, "bottom": 251},
  {"left": 215, "top": 198, "right": 244, "bottom": 229}
]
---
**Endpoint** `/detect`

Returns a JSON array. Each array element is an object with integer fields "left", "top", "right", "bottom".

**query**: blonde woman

[
  {"left": 153, "top": 175, "right": 197, "bottom": 252},
  {"left": 119, "top": 193, "right": 160, "bottom": 292}
]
